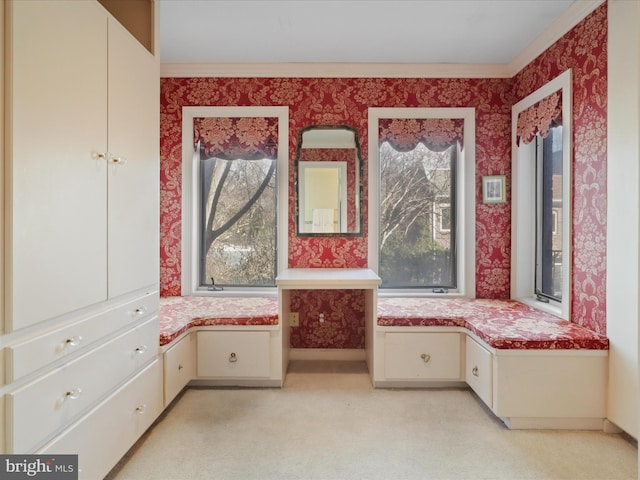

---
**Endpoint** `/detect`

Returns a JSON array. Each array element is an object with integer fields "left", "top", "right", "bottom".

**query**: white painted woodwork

[
  {"left": 384, "top": 332, "right": 462, "bottom": 380},
  {"left": 606, "top": 0, "right": 640, "bottom": 440},
  {"left": 197, "top": 331, "right": 271, "bottom": 378},
  {"left": 8, "top": 291, "right": 158, "bottom": 381},
  {"left": 107, "top": 17, "right": 159, "bottom": 299},
  {"left": 38, "top": 359, "right": 163, "bottom": 480},
  {"left": 8, "top": 316, "right": 158, "bottom": 453},
  {"left": 465, "top": 336, "right": 493, "bottom": 407},
  {"left": 6, "top": 1, "right": 109, "bottom": 330},
  {"left": 163, "top": 333, "right": 196, "bottom": 406},
  {"left": 492, "top": 350, "right": 608, "bottom": 424},
  {"left": 276, "top": 268, "right": 381, "bottom": 290}
]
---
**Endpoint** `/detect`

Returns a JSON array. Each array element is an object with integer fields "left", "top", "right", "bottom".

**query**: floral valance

[
  {"left": 516, "top": 90, "right": 562, "bottom": 146},
  {"left": 194, "top": 117, "right": 278, "bottom": 160},
  {"left": 379, "top": 118, "right": 464, "bottom": 152}
]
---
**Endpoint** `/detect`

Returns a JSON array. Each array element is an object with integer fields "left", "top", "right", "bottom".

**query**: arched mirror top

[{"left": 295, "top": 125, "right": 364, "bottom": 237}]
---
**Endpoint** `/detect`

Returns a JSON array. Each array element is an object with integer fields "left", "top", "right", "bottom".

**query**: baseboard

[
  {"left": 500, "top": 417, "right": 605, "bottom": 430},
  {"left": 289, "top": 348, "right": 366, "bottom": 362}
]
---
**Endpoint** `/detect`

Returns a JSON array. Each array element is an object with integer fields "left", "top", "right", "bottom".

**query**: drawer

[
  {"left": 197, "top": 331, "right": 270, "bottom": 378},
  {"left": 466, "top": 336, "right": 493, "bottom": 407},
  {"left": 38, "top": 359, "right": 163, "bottom": 480},
  {"left": 8, "top": 291, "right": 158, "bottom": 381},
  {"left": 8, "top": 316, "right": 159, "bottom": 453},
  {"left": 164, "top": 333, "right": 196, "bottom": 405},
  {"left": 384, "top": 333, "right": 461, "bottom": 380}
]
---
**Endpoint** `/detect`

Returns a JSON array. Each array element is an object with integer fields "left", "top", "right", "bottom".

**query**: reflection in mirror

[{"left": 295, "top": 125, "right": 363, "bottom": 236}]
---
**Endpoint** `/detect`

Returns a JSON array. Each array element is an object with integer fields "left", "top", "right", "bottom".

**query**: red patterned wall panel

[
  {"left": 513, "top": 3, "right": 607, "bottom": 334},
  {"left": 159, "top": 4, "right": 607, "bottom": 345}
]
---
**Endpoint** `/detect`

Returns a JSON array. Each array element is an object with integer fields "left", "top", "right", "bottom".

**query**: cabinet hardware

[
  {"left": 135, "top": 404, "right": 147, "bottom": 414},
  {"left": 420, "top": 353, "right": 431, "bottom": 363},
  {"left": 472, "top": 366, "right": 479, "bottom": 377},
  {"left": 229, "top": 352, "right": 238, "bottom": 363},
  {"left": 65, "top": 388, "right": 82, "bottom": 400},
  {"left": 65, "top": 335, "right": 83, "bottom": 347},
  {"left": 133, "top": 306, "right": 147, "bottom": 317},
  {"left": 178, "top": 364, "right": 183, "bottom": 370},
  {"left": 135, "top": 345, "right": 148, "bottom": 354}
]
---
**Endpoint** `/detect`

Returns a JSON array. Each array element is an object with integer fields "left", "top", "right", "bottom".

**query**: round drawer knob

[
  {"left": 135, "top": 404, "right": 147, "bottom": 415},
  {"left": 133, "top": 306, "right": 147, "bottom": 317},
  {"left": 420, "top": 353, "right": 431, "bottom": 363},
  {"left": 229, "top": 352, "right": 238, "bottom": 363},
  {"left": 65, "top": 336, "right": 83, "bottom": 347},
  {"left": 472, "top": 366, "right": 479, "bottom": 377},
  {"left": 135, "top": 345, "right": 148, "bottom": 355},
  {"left": 65, "top": 388, "right": 82, "bottom": 400}
]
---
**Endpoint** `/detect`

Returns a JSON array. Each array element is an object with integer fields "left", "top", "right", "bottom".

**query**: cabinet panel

[
  {"left": 465, "top": 336, "right": 493, "bottom": 407},
  {"left": 384, "top": 333, "right": 461, "bottom": 380},
  {"left": 107, "top": 17, "right": 159, "bottom": 299},
  {"left": 8, "top": 317, "right": 158, "bottom": 453},
  {"left": 7, "top": 0, "right": 108, "bottom": 330},
  {"left": 197, "top": 331, "right": 270, "bottom": 378},
  {"left": 38, "top": 359, "right": 162, "bottom": 480},
  {"left": 164, "top": 333, "right": 196, "bottom": 405}
]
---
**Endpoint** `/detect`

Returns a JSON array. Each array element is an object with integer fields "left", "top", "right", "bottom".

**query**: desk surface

[{"left": 276, "top": 268, "right": 381, "bottom": 289}]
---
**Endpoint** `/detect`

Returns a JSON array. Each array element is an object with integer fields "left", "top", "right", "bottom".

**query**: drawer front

[
  {"left": 8, "top": 316, "right": 159, "bottom": 453},
  {"left": 384, "top": 333, "right": 461, "bottom": 380},
  {"left": 164, "top": 333, "right": 196, "bottom": 405},
  {"left": 197, "top": 331, "right": 270, "bottom": 378},
  {"left": 38, "top": 359, "right": 163, "bottom": 480},
  {"left": 465, "top": 336, "right": 493, "bottom": 407},
  {"left": 9, "top": 291, "right": 159, "bottom": 381}
]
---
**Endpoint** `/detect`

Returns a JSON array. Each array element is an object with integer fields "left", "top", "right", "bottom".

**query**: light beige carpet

[{"left": 108, "top": 361, "right": 637, "bottom": 480}]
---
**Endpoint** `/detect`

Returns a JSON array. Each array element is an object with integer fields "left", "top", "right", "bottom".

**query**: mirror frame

[{"left": 294, "top": 125, "right": 364, "bottom": 237}]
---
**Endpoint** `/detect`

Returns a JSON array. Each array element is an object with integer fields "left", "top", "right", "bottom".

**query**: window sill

[
  {"left": 188, "top": 287, "right": 278, "bottom": 298},
  {"left": 516, "top": 296, "right": 563, "bottom": 319}
]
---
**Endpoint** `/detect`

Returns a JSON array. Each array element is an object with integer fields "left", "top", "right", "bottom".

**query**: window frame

[
  {"left": 511, "top": 70, "right": 572, "bottom": 320},
  {"left": 181, "top": 106, "right": 289, "bottom": 296},
  {"left": 368, "top": 107, "right": 476, "bottom": 297}
]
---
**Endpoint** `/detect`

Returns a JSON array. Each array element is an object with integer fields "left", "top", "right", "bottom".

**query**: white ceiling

[{"left": 158, "top": 0, "right": 577, "bottom": 65}]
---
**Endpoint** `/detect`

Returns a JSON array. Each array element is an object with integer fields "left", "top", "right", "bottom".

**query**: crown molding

[
  {"left": 160, "top": 0, "right": 605, "bottom": 80},
  {"left": 506, "top": 0, "right": 605, "bottom": 77},
  {"left": 160, "top": 62, "right": 512, "bottom": 79}
]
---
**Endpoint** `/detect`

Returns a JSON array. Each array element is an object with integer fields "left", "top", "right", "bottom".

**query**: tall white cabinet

[{"left": 1, "top": 1, "right": 161, "bottom": 478}]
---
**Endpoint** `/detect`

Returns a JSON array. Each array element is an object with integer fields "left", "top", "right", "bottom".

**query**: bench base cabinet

[
  {"left": 384, "top": 332, "right": 462, "bottom": 381},
  {"left": 465, "top": 336, "right": 493, "bottom": 408},
  {"left": 163, "top": 333, "right": 196, "bottom": 406}
]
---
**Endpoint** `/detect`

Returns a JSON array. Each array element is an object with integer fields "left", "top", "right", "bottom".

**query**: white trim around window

[
  {"left": 511, "top": 70, "right": 572, "bottom": 320},
  {"left": 180, "top": 106, "right": 289, "bottom": 296},
  {"left": 368, "top": 107, "right": 476, "bottom": 297}
]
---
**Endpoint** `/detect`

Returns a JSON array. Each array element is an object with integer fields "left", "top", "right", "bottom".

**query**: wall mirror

[{"left": 295, "top": 125, "right": 363, "bottom": 236}]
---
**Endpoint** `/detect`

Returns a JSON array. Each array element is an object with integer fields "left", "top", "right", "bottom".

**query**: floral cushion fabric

[
  {"left": 159, "top": 296, "right": 278, "bottom": 346},
  {"left": 378, "top": 298, "right": 608, "bottom": 350}
]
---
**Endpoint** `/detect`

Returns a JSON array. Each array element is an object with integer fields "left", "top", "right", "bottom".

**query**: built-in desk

[{"left": 276, "top": 268, "right": 381, "bottom": 380}]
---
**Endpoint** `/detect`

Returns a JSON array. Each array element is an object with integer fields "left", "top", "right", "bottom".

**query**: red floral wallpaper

[
  {"left": 159, "top": 4, "right": 607, "bottom": 346},
  {"left": 513, "top": 3, "right": 607, "bottom": 334}
]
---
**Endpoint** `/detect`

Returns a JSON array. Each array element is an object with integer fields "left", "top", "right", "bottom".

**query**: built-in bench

[
  {"left": 159, "top": 296, "right": 279, "bottom": 346},
  {"left": 377, "top": 297, "right": 609, "bottom": 350}
]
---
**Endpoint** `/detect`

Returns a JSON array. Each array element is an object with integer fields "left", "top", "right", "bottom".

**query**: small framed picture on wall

[{"left": 482, "top": 175, "right": 506, "bottom": 204}]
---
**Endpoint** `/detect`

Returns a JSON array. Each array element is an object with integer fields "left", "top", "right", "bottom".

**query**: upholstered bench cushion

[
  {"left": 159, "top": 296, "right": 279, "bottom": 346},
  {"left": 377, "top": 297, "right": 609, "bottom": 350}
]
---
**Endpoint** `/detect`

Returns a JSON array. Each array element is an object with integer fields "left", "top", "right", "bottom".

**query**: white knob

[
  {"left": 132, "top": 306, "right": 147, "bottom": 317},
  {"left": 65, "top": 335, "right": 83, "bottom": 347},
  {"left": 65, "top": 388, "right": 82, "bottom": 400},
  {"left": 420, "top": 353, "right": 431, "bottom": 363},
  {"left": 109, "top": 156, "right": 127, "bottom": 165},
  {"left": 135, "top": 404, "right": 147, "bottom": 414},
  {"left": 135, "top": 345, "right": 148, "bottom": 355},
  {"left": 472, "top": 366, "right": 479, "bottom": 377}
]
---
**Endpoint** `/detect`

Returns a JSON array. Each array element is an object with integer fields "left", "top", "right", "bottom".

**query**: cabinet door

[
  {"left": 466, "top": 336, "right": 493, "bottom": 407},
  {"left": 7, "top": 1, "right": 108, "bottom": 330},
  {"left": 384, "top": 333, "right": 462, "bottom": 380},
  {"left": 197, "top": 331, "right": 271, "bottom": 378},
  {"left": 164, "top": 333, "right": 196, "bottom": 405},
  {"left": 107, "top": 18, "right": 159, "bottom": 298}
]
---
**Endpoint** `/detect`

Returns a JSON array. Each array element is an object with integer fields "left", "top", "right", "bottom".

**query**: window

[
  {"left": 535, "top": 124, "right": 563, "bottom": 301},
  {"left": 368, "top": 108, "right": 476, "bottom": 295},
  {"left": 379, "top": 141, "right": 457, "bottom": 288},
  {"left": 512, "top": 70, "right": 571, "bottom": 319},
  {"left": 181, "top": 107, "right": 289, "bottom": 294}
]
